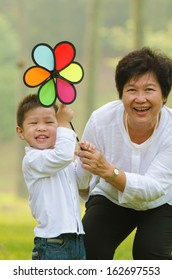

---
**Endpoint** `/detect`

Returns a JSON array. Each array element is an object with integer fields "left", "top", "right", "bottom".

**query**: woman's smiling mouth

[{"left": 133, "top": 107, "right": 151, "bottom": 112}]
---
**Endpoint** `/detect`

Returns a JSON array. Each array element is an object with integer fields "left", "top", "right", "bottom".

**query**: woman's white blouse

[{"left": 76, "top": 100, "right": 172, "bottom": 210}]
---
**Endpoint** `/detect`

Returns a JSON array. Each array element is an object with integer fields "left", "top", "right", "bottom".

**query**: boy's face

[{"left": 16, "top": 106, "right": 58, "bottom": 149}]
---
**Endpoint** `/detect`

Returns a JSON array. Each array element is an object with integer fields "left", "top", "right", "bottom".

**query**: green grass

[
  {"left": 0, "top": 194, "right": 35, "bottom": 260},
  {"left": 0, "top": 194, "right": 134, "bottom": 260}
]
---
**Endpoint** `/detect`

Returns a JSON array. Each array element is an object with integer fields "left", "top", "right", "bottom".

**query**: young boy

[{"left": 16, "top": 93, "right": 86, "bottom": 260}]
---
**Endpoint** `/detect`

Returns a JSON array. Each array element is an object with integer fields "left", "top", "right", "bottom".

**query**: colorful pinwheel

[{"left": 23, "top": 41, "right": 84, "bottom": 107}]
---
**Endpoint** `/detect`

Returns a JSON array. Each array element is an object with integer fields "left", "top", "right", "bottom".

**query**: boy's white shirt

[
  {"left": 76, "top": 100, "right": 172, "bottom": 210},
  {"left": 22, "top": 127, "right": 84, "bottom": 238}
]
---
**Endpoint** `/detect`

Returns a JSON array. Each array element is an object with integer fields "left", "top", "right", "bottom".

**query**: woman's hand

[
  {"left": 79, "top": 140, "right": 96, "bottom": 152},
  {"left": 76, "top": 145, "right": 126, "bottom": 192},
  {"left": 76, "top": 145, "right": 113, "bottom": 179}
]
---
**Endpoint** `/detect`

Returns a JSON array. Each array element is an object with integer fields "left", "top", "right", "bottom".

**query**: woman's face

[{"left": 122, "top": 72, "right": 166, "bottom": 127}]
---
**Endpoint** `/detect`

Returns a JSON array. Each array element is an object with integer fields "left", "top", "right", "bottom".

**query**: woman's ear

[
  {"left": 16, "top": 126, "right": 25, "bottom": 140},
  {"left": 163, "top": 97, "right": 167, "bottom": 105}
]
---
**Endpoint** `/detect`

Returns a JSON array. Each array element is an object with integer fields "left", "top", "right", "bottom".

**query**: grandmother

[{"left": 76, "top": 47, "right": 172, "bottom": 260}]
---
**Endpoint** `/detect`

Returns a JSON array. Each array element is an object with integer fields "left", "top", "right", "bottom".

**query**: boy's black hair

[{"left": 16, "top": 94, "right": 58, "bottom": 128}]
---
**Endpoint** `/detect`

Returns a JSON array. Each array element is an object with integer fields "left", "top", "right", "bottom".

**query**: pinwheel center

[{"left": 51, "top": 70, "right": 60, "bottom": 79}]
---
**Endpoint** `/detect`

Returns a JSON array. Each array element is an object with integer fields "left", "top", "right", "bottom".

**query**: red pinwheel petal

[
  {"left": 54, "top": 42, "right": 75, "bottom": 71},
  {"left": 56, "top": 78, "right": 76, "bottom": 104}
]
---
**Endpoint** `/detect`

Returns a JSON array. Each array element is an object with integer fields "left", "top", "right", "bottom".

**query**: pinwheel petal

[
  {"left": 38, "top": 79, "right": 56, "bottom": 107},
  {"left": 54, "top": 41, "right": 75, "bottom": 71},
  {"left": 56, "top": 78, "right": 76, "bottom": 104},
  {"left": 32, "top": 44, "right": 55, "bottom": 71},
  {"left": 23, "top": 66, "right": 50, "bottom": 87},
  {"left": 59, "top": 62, "right": 84, "bottom": 83}
]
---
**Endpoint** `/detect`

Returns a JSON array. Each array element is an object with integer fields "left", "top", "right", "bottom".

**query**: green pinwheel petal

[{"left": 38, "top": 79, "right": 56, "bottom": 107}]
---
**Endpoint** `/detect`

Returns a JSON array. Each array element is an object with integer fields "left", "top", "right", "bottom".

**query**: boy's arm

[{"left": 75, "top": 140, "right": 96, "bottom": 200}]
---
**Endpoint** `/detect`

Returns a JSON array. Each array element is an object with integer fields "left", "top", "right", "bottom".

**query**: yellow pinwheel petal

[
  {"left": 24, "top": 66, "right": 50, "bottom": 87},
  {"left": 59, "top": 62, "right": 83, "bottom": 83}
]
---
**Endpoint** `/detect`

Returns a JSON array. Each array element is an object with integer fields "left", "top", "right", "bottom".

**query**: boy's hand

[{"left": 56, "top": 104, "right": 74, "bottom": 128}]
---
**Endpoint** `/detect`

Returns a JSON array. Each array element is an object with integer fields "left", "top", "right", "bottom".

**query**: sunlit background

[{"left": 1, "top": 0, "right": 172, "bottom": 259}]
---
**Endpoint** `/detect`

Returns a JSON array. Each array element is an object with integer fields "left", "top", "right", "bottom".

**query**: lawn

[{"left": 0, "top": 194, "right": 134, "bottom": 260}]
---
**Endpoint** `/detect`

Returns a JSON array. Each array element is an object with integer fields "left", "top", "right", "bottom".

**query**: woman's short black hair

[{"left": 115, "top": 47, "right": 172, "bottom": 99}]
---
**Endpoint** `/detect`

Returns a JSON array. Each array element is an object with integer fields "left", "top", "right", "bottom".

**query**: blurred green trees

[
  {"left": 1, "top": 0, "right": 172, "bottom": 141},
  {"left": 0, "top": 14, "right": 19, "bottom": 140}
]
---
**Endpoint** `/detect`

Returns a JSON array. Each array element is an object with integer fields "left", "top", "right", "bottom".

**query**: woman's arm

[{"left": 76, "top": 148, "right": 126, "bottom": 193}]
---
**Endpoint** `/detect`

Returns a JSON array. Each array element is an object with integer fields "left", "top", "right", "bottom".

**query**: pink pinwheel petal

[
  {"left": 54, "top": 42, "right": 75, "bottom": 71},
  {"left": 56, "top": 78, "right": 76, "bottom": 104}
]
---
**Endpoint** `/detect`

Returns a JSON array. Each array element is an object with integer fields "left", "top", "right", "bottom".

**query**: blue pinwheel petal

[{"left": 32, "top": 44, "right": 55, "bottom": 71}]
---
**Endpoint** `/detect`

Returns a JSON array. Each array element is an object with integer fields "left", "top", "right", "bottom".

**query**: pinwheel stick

[
  {"left": 70, "top": 122, "right": 79, "bottom": 142},
  {"left": 56, "top": 103, "right": 79, "bottom": 142}
]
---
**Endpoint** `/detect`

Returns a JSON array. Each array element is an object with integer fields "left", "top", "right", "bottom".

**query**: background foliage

[
  {"left": 1, "top": 0, "right": 172, "bottom": 143},
  {"left": 1, "top": 0, "right": 172, "bottom": 259}
]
